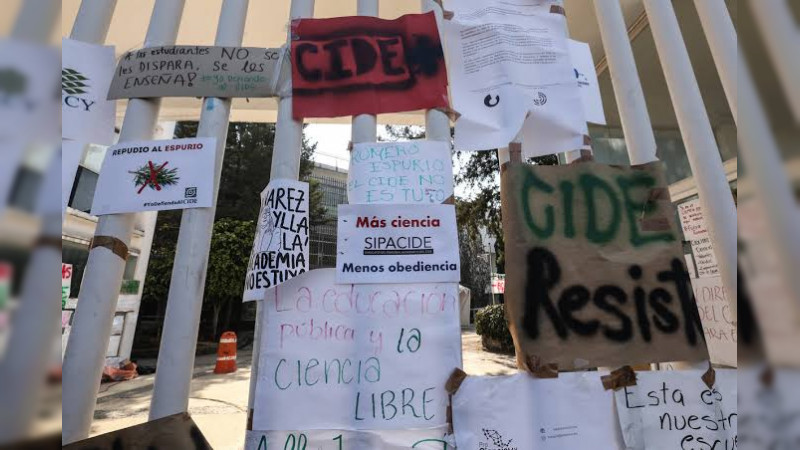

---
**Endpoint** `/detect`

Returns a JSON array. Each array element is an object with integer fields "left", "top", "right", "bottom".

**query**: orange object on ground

[{"left": 213, "top": 331, "right": 237, "bottom": 374}]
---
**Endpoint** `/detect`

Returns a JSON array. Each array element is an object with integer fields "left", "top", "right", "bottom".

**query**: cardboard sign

[
  {"left": 453, "top": 372, "right": 623, "bottom": 450},
  {"left": 336, "top": 204, "right": 460, "bottom": 284},
  {"left": 690, "top": 276, "right": 736, "bottom": 366},
  {"left": 252, "top": 269, "right": 462, "bottom": 431},
  {"left": 678, "top": 199, "right": 719, "bottom": 278},
  {"left": 108, "top": 46, "right": 282, "bottom": 99},
  {"left": 615, "top": 370, "right": 737, "bottom": 450},
  {"left": 290, "top": 13, "right": 449, "bottom": 119},
  {"left": 501, "top": 162, "right": 708, "bottom": 371},
  {"left": 245, "top": 429, "right": 451, "bottom": 450},
  {"left": 443, "top": 0, "right": 586, "bottom": 157},
  {"left": 62, "top": 263, "right": 73, "bottom": 309},
  {"left": 348, "top": 141, "right": 454, "bottom": 205},
  {"left": 90, "top": 137, "right": 216, "bottom": 215},
  {"left": 242, "top": 179, "right": 309, "bottom": 302},
  {"left": 62, "top": 412, "right": 212, "bottom": 450},
  {"left": 62, "top": 38, "right": 116, "bottom": 145}
]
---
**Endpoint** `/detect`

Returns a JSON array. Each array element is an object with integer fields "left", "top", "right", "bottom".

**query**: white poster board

[
  {"left": 678, "top": 199, "right": 719, "bottom": 277},
  {"left": 90, "top": 137, "right": 216, "bottom": 215},
  {"left": 569, "top": 39, "right": 606, "bottom": 125},
  {"left": 252, "top": 269, "right": 462, "bottom": 431},
  {"left": 443, "top": 0, "right": 586, "bottom": 157},
  {"left": 348, "top": 141, "right": 454, "bottom": 205},
  {"left": 690, "top": 276, "right": 736, "bottom": 366},
  {"left": 242, "top": 179, "right": 309, "bottom": 302},
  {"left": 615, "top": 369, "right": 737, "bottom": 450},
  {"left": 336, "top": 204, "right": 460, "bottom": 284},
  {"left": 62, "top": 38, "right": 116, "bottom": 145}
]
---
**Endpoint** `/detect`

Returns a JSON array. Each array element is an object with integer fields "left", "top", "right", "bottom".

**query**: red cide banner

[{"left": 290, "top": 12, "right": 449, "bottom": 119}]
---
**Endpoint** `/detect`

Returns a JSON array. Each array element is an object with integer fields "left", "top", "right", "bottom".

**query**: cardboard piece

[
  {"left": 90, "top": 138, "right": 216, "bottom": 215},
  {"left": 615, "top": 369, "right": 737, "bottom": 450},
  {"left": 108, "top": 46, "right": 282, "bottom": 99},
  {"left": 62, "top": 413, "right": 212, "bottom": 450},
  {"left": 252, "top": 269, "right": 462, "bottom": 431},
  {"left": 348, "top": 141, "right": 454, "bottom": 205},
  {"left": 290, "top": 13, "right": 449, "bottom": 119},
  {"left": 690, "top": 276, "right": 736, "bottom": 366},
  {"left": 62, "top": 38, "right": 116, "bottom": 145},
  {"left": 336, "top": 204, "right": 460, "bottom": 284},
  {"left": 501, "top": 162, "right": 709, "bottom": 371}
]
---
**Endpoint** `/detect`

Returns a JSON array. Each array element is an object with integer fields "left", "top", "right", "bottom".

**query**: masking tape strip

[
  {"left": 601, "top": 365, "right": 637, "bottom": 391},
  {"left": 90, "top": 235, "right": 129, "bottom": 261},
  {"left": 36, "top": 235, "right": 62, "bottom": 249},
  {"left": 525, "top": 354, "right": 559, "bottom": 378},
  {"left": 701, "top": 364, "right": 716, "bottom": 389}
]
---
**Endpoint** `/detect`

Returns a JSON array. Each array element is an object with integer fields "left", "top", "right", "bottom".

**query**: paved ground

[{"left": 88, "top": 329, "right": 516, "bottom": 450}]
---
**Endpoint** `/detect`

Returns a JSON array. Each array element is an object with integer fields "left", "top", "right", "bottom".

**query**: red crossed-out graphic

[{"left": 137, "top": 161, "right": 169, "bottom": 194}]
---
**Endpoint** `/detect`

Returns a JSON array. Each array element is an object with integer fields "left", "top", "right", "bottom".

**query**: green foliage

[
  {"left": 130, "top": 164, "right": 179, "bottom": 190},
  {"left": 120, "top": 279, "right": 141, "bottom": 295},
  {"left": 474, "top": 304, "right": 515, "bottom": 354}
]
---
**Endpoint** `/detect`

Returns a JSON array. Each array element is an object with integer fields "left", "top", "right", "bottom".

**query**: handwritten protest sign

[
  {"left": 678, "top": 199, "right": 719, "bottom": 278},
  {"left": 336, "top": 204, "right": 460, "bottom": 284},
  {"left": 243, "top": 180, "right": 309, "bottom": 302},
  {"left": 691, "top": 276, "right": 736, "bottom": 366},
  {"left": 91, "top": 138, "right": 216, "bottom": 215},
  {"left": 245, "top": 429, "right": 451, "bottom": 450},
  {"left": 453, "top": 372, "right": 622, "bottom": 450},
  {"left": 615, "top": 369, "right": 737, "bottom": 450},
  {"left": 62, "top": 38, "right": 116, "bottom": 145},
  {"left": 108, "top": 46, "right": 282, "bottom": 99},
  {"left": 501, "top": 162, "right": 708, "bottom": 371},
  {"left": 252, "top": 269, "right": 462, "bottom": 431},
  {"left": 290, "top": 13, "right": 449, "bottom": 119},
  {"left": 62, "top": 263, "right": 73, "bottom": 308},
  {"left": 348, "top": 141, "right": 454, "bottom": 205}
]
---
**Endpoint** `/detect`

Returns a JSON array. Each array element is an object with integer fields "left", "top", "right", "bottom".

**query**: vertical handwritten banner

[
  {"left": 252, "top": 269, "right": 462, "bottom": 431},
  {"left": 347, "top": 141, "right": 454, "bottom": 205},
  {"left": 691, "top": 276, "right": 736, "bottom": 366},
  {"left": 615, "top": 369, "right": 737, "bottom": 450},
  {"left": 243, "top": 180, "right": 309, "bottom": 302}
]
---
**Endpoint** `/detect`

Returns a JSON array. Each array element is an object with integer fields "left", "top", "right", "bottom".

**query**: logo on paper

[
  {"left": 483, "top": 93, "right": 500, "bottom": 108},
  {"left": 479, "top": 429, "right": 518, "bottom": 450},
  {"left": 130, "top": 161, "right": 179, "bottom": 194},
  {"left": 62, "top": 68, "right": 97, "bottom": 112},
  {"left": 532, "top": 91, "right": 547, "bottom": 106}
]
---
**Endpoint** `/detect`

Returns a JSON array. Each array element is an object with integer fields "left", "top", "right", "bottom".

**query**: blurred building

[{"left": 308, "top": 160, "right": 348, "bottom": 269}]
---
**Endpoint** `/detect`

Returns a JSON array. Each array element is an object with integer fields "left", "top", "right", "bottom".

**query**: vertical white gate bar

[
  {"left": 0, "top": 3, "right": 62, "bottom": 442},
  {"left": 692, "top": 0, "right": 738, "bottom": 124},
  {"left": 148, "top": 0, "right": 250, "bottom": 421},
  {"left": 68, "top": 0, "right": 117, "bottom": 44},
  {"left": 421, "top": 0, "right": 451, "bottom": 142},
  {"left": 738, "top": 49, "right": 800, "bottom": 311},
  {"left": 62, "top": 1, "right": 186, "bottom": 443},
  {"left": 246, "top": 0, "right": 316, "bottom": 428},
  {"left": 749, "top": 0, "right": 800, "bottom": 122},
  {"left": 352, "top": 0, "right": 379, "bottom": 144},
  {"left": 642, "top": 0, "right": 738, "bottom": 318},
  {"left": 592, "top": 0, "right": 657, "bottom": 165}
]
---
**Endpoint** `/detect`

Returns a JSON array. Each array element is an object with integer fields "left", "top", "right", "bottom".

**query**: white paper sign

[
  {"left": 61, "top": 141, "right": 86, "bottom": 220},
  {"left": 690, "top": 276, "right": 736, "bottom": 367},
  {"left": 348, "top": 141, "right": 454, "bottom": 205},
  {"left": 569, "top": 39, "right": 606, "bottom": 125},
  {"left": 443, "top": 0, "right": 586, "bottom": 157},
  {"left": 245, "top": 429, "right": 451, "bottom": 450},
  {"left": 453, "top": 372, "right": 623, "bottom": 450},
  {"left": 62, "top": 38, "right": 116, "bottom": 145},
  {"left": 90, "top": 137, "right": 216, "bottom": 215},
  {"left": 242, "top": 179, "right": 309, "bottom": 302},
  {"left": 252, "top": 269, "right": 462, "bottom": 431},
  {"left": 615, "top": 370, "right": 737, "bottom": 450},
  {"left": 678, "top": 199, "right": 719, "bottom": 278},
  {"left": 62, "top": 263, "right": 73, "bottom": 308},
  {"left": 336, "top": 204, "right": 460, "bottom": 284}
]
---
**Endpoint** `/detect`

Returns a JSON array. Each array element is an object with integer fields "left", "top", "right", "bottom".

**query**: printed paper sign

[
  {"left": 90, "top": 137, "right": 216, "bottom": 215},
  {"left": 569, "top": 39, "right": 606, "bottom": 125},
  {"left": 252, "top": 269, "right": 462, "bottom": 431},
  {"left": 615, "top": 369, "right": 737, "bottom": 450},
  {"left": 678, "top": 199, "right": 719, "bottom": 277},
  {"left": 108, "top": 46, "right": 282, "bottom": 99},
  {"left": 690, "top": 276, "right": 736, "bottom": 366},
  {"left": 348, "top": 141, "right": 454, "bottom": 204},
  {"left": 242, "top": 179, "right": 309, "bottom": 302},
  {"left": 490, "top": 274, "right": 505, "bottom": 295},
  {"left": 453, "top": 372, "right": 623, "bottom": 450},
  {"left": 62, "top": 141, "right": 85, "bottom": 220},
  {"left": 443, "top": 0, "right": 586, "bottom": 157},
  {"left": 62, "top": 38, "right": 116, "bottom": 145},
  {"left": 501, "top": 162, "right": 708, "bottom": 371},
  {"left": 290, "top": 13, "right": 449, "bottom": 119},
  {"left": 62, "top": 263, "right": 73, "bottom": 309},
  {"left": 336, "top": 204, "right": 460, "bottom": 284},
  {"left": 245, "top": 428, "right": 450, "bottom": 450}
]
